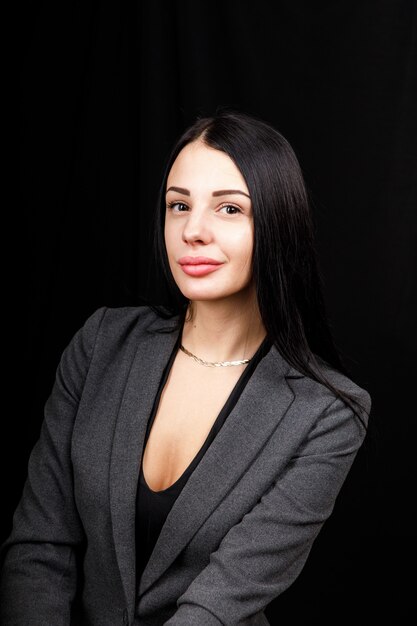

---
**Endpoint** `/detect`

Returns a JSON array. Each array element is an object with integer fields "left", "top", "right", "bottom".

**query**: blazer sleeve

[
  {"left": 164, "top": 392, "right": 371, "bottom": 626},
  {"left": 0, "top": 306, "right": 107, "bottom": 626}
]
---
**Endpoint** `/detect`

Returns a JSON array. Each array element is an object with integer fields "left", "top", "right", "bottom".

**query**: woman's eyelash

[
  {"left": 166, "top": 201, "right": 242, "bottom": 214},
  {"left": 167, "top": 201, "right": 188, "bottom": 211},
  {"left": 219, "top": 204, "right": 242, "bottom": 214}
]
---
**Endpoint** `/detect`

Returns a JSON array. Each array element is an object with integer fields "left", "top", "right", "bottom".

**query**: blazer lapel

[
  {"left": 137, "top": 343, "right": 296, "bottom": 598},
  {"left": 109, "top": 317, "right": 179, "bottom": 620}
]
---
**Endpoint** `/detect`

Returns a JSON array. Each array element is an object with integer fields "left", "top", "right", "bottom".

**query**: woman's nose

[{"left": 182, "top": 210, "right": 212, "bottom": 244}]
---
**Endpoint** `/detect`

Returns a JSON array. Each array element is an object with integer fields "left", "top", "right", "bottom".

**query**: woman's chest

[{"left": 142, "top": 355, "right": 247, "bottom": 492}]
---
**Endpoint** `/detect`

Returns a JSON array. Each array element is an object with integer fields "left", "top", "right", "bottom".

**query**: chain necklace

[{"left": 179, "top": 344, "right": 251, "bottom": 367}]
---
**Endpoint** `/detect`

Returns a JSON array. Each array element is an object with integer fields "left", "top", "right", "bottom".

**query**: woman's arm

[
  {"left": 165, "top": 392, "right": 371, "bottom": 626},
  {"left": 0, "top": 307, "right": 107, "bottom": 626}
]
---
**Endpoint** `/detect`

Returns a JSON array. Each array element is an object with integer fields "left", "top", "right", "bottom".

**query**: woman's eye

[
  {"left": 219, "top": 205, "right": 241, "bottom": 215},
  {"left": 168, "top": 202, "right": 189, "bottom": 212}
]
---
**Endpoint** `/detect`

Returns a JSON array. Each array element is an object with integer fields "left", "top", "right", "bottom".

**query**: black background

[{"left": 11, "top": 0, "right": 416, "bottom": 622}]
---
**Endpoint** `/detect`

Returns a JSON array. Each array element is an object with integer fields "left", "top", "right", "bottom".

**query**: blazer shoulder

[
  {"left": 319, "top": 362, "right": 372, "bottom": 416},
  {"left": 100, "top": 304, "right": 157, "bottom": 328},
  {"left": 87, "top": 305, "right": 179, "bottom": 346},
  {"left": 285, "top": 355, "right": 371, "bottom": 421}
]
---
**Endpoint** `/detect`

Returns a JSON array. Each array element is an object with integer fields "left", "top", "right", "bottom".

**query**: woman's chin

[
  {"left": 180, "top": 291, "right": 226, "bottom": 303},
  {"left": 178, "top": 286, "right": 254, "bottom": 305}
]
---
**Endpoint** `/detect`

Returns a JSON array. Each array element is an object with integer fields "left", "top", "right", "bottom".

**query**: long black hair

[{"left": 152, "top": 110, "right": 369, "bottom": 423}]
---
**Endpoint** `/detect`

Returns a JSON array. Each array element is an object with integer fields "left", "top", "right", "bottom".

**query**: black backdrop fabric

[{"left": 12, "top": 0, "right": 416, "bottom": 622}]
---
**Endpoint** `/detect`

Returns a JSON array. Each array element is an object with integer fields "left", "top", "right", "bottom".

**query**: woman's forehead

[{"left": 167, "top": 140, "right": 249, "bottom": 195}]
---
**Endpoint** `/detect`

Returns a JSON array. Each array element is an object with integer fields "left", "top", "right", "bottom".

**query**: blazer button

[{"left": 122, "top": 608, "right": 129, "bottom": 625}]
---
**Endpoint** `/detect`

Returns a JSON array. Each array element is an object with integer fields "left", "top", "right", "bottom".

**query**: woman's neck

[{"left": 181, "top": 291, "right": 267, "bottom": 363}]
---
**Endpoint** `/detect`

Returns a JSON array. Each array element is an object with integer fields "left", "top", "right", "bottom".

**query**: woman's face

[{"left": 164, "top": 140, "right": 255, "bottom": 304}]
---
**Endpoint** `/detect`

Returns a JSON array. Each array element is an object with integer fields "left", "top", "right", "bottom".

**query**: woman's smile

[{"left": 178, "top": 255, "right": 224, "bottom": 277}]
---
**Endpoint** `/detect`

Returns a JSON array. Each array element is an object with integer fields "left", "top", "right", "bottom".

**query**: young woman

[{"left": 1, "top": 111, "right": 371, "bottom": 625}]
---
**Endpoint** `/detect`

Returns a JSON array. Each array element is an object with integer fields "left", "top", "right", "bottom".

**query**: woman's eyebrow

[
  {"left": 212, "top": 189, "right": 251, "bottom": 198},
  {"left": 166, "top": 186, "right": 190, "bottom": 196},
  {"left": 166, "top": 186, "right": 250, "bottom": 199}
]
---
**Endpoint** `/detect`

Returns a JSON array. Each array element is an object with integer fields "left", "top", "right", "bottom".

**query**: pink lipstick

[{"left": 178, "top": 256, "right": 224, "bottom": 277}]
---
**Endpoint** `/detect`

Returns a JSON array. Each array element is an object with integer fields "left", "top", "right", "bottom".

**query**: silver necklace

[{"left": 180, "top": 344, "right": 251, "bottom": 367}]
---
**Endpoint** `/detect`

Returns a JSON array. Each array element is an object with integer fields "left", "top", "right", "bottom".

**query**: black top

[{"left": 135, "top": 333, "right": 272, "bottom": 586}]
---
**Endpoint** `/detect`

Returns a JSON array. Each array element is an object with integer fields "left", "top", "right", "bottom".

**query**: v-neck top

[{"left": 135, "top": 333, "right": 272, "bottom": 587}]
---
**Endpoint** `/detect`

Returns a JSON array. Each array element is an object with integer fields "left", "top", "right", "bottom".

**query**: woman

[{"left": 1, "top": 111, "right": 371, "bottom": 625}]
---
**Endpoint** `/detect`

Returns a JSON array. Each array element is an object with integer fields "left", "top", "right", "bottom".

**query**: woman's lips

[{"left": 178, "top": 256, "right": 224, "bottom": 277}]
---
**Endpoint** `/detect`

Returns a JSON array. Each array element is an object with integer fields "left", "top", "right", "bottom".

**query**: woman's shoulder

[
  {"left": 318, "top": 360, "right": 371, "bottom": 415},
  {"left": 80, "top": 305, "right": 180, "bottom": 346},
  {"left": 280, "top": 349, "right": 371, "bottom": 419}
]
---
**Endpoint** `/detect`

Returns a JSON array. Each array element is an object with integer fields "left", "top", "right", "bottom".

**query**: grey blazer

[{"left": 0, "top": 306, "right": 371, "bottom": 626}]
